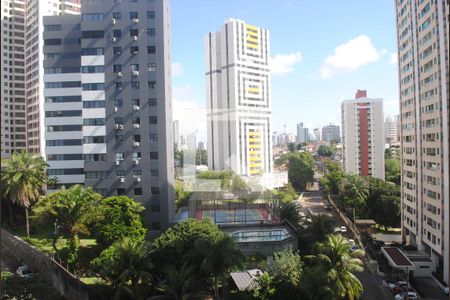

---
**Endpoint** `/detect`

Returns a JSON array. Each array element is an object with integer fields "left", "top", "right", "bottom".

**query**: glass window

[
  {"left": 131, "top": 81, "right": 139, "bottom": 89},
  {"left": 113, "top": 47, "right": 122, "bottom": 55},
  {"left": 150, "top": 169, "right": 159, "bottom": 176},
  {"left": 117, "top": 188, "right": 126, "bottom": 196},
  {"left": 151, "top": 187, "right": 160, "bottom": 195},
  {"left": 44, "top": 24, "right": 61, "bottom": 31},
  {"left": 115, "top": 82, "right": 123, "bottom": 90},
  {"left": 113, "top": 64, "right": 122, "bottom": 72},
  {"left": 146, "top": 28, "right": 155, "bottom": 37},
  {"left": 132, "top": 152, "right": 141, "bottom": 160},
  {"left": 82, "top": 30, "right": 104, "bottom": 39},
  {"left": 147, "top": 46, "right": 155, "bottom": 54},
  {"left": 112, "top": 12, "right": 121, "bottom": 20},
  {"left": 116, "top": 170, "right": 125, "bottom": 177},
  {"left": 146, "top": 11, "right": 155, "bottom": 19},
  {"left": 130, "top": 29, "right": 139, "bottom": 37},
  {"left": 133, "top": 169, "right": 142, "bottom": 176},
  {"left": 130, "top": 64, "right": 139, "bottom": 71},
  {"left": 116, "top": 152, "right": 124, "bottom": 161},
  {"left": 131, "top": 98, "right": 140, "bottom": 106},
  {"left": 114, "top": 99, "right": 123, "bottom": 107},
  {"left": 134, "top": 188, "right": 142, "bottom": 195},
  {"left": 148, "top": 98, "right": 157, "bottom": 106},
  {"left": 149, "top": 116, "right": 157, "bottom": 124},
  {"left": 149, "top": 133, "right": 158, "bottom": 142},
  {"left": 130, "top": 46, "right": 139, "bottom": 55},
  {"left": 112, "top": 30, "right": 121, "bottom": 38},
  {"left": 148, "top": 81, "right": 156, "bottom": 89},
  {"left": 148, "top": 63, "right": 156, "bottom": 71},
  {"left": 150, "top": 152, "right": 158, "bottom": 159},
  {"left": 130, "top": 11, "right": 138, "bottom": 19},
  {"left": 82, "top": 13, "right": 104, "bottom": 21}
]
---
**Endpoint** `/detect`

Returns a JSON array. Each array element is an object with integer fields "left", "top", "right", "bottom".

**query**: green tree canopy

[
  {"left": 275, "top": 152, "right": 315, "bottom": 192},
  {"left": 385, "top": 159, "right": 401, "bottom": 185},
  {"left": 340, "top": 175, "right": 369, "bottom": 218},
  {"left": 93, "top": 196, "right": 147, "bottom": 247},
  {"left": 269, "top": 248, "right": 303, "bottom": 299},
  {"left": 317, "top": 145, "right": 335, "bottom": 157}
]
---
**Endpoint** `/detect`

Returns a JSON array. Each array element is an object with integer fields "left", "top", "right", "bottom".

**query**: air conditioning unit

[
  {"left": 113, "top": 107, "right": 118, "bottom": 112},
  {"left": 131, "top": 50, "right": 138, "bottom": 55},
  {"left": 133, "top": 141, "right": 140, "bottom": 147},
  {"left": 133, "top": 159, "right": 139, "bottom": 165},
  {"left": 119, "top": 124, "right": 124, "bottom": 130},
  {"left": 112, "top": 18, "right": 116, "bottom": 25},
  {"left": 132, "top": 70, "right": 139, "bottom": 77},
  {"left": 119, "top": 177, "right": 125, "bottom": 183},
  {"left": 112, "top": 37, "right": 117, "bottom": 43},
  {"left": 132, "top": 18, "right": 139, "bottom": 24},
  {"left": 115, "top": 160, "right": 120, "bottom": 165},
  {"left": 133, "top": 123, "right": 140, "bottom": 129},
  {"left": 117, "top": 71, "right": 123, "bottom": 77},
  {"left": 132, "top": 105, "right": 140, "bottom": 111},
  {"left": 114, "top": 123, "right": 119, "bottom": 129},
  {"left": 132, "top": 35, "right": 138, "bottom": 41},
  {"left": 135, "top": 176, "right": 141, "bottom": 183}
]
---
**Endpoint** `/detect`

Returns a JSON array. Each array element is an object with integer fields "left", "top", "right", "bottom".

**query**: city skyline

[{"left": 171, "top": 0, "right": 400, "bottom": 136}]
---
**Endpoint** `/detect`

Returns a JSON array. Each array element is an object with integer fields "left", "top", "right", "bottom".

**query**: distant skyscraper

[
  {"left": 43, "top": 0, "right": 174, "bottom": 232},
  {"left": 0, "top": 0, "right": 80, "bottom": 158},
  {"left": 173, "top": 120, "right": 180, "bottom": 151},
  {"left": 186, "top": 132, "right": 197, "bottom": 151},
  {"left": 322, "top": 125, "right": 340, "bottom": 143},
  {"left": 296, "top": 123, "right": 307, "bottom": 143},
  {"left": 384, "top": 115, "right": 398, "bottom": 143},
  {"left": 341, "top": 90, "right": 385, "bottom": 179},
  {"left": 206, "top": 19, "right": 273, "bottom": 178},
  {"left": 198, "top": 141, "right": 206, "bottom": 151},
  {"left": 395, "top": 0, "right": 449, "bottom": 284}
]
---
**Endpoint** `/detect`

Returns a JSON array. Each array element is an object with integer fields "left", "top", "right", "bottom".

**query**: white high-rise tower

[{"left": 205, "top": 19, "right": 273, "bottom": 183}]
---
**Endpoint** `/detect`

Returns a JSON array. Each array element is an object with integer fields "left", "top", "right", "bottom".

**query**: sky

[{"left": 170, "top": 0, "right": 400, "bottom": 141}]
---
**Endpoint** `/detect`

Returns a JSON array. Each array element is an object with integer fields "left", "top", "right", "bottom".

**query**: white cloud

[
  {"left": 389, "top": 52, "right": 398, "bottom": 65},
  {"left": 270, "top": 52, "right": 302, "bottom": 75},
  {"left": 317, "top": 35, "right": 380, "bottom": 79},
  {"left": 171, "top": 62, "right": 184, "bottom": 77}
]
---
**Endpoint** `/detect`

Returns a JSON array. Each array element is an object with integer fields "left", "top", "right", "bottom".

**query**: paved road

[{"left": 299, "top": 175, "right": 390, "bottom": 300}]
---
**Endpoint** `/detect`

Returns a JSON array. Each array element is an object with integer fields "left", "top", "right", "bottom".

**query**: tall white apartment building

[
  {"left": 206, "top": 19, "right": 273, "bottom": 181},
  {"left": 341, "top": 90, "right": 385, "bottom": 180},
  {"left": 385, "top": 114, "right": 399, "bottom": 143},
  {"left": 395, "top": 0, "right": 449, "bottom": 284},
  {"left": 0, "top": 0, "right": 80, "bottom": 158}
]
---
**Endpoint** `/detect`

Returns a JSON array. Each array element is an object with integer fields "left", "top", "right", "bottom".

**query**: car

[
  {"left": 16, "top": 265, "right": 33, "bottom": 278},
  {"left": 395, "top": 291, "right": 419, "bottom": 299},
  {"left": 340, "top": 226, "right": 347, "bottom": 233}
]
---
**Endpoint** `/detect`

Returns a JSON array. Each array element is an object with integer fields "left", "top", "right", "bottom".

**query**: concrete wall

[{"left": 1, "top": 229, "right": 95, "bottom": 300}]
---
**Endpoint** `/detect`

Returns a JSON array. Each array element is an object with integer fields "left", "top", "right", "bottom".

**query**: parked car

[
  {"left": 16, "top": 265, "right": 33, "bottom": 278},
  {"left": 340, "top": 226, "right": 347, "bottom": 233},
  {"left": 394, "top": 291, "right": 419, "bottom": 299}
]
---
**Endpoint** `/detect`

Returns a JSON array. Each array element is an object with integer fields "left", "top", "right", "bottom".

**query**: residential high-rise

[
  {"left": 395, "top": 0, "right": 449, "bottom": 284},
  {"left": 206, "top": 19, "right": 273, "bottom": 179},
  {"left": 384, "top": 114, "right": 399, "bottom": 143},
  {"left": 0, "top": 0, "right": 80, "bottom": 158},
  {"left": 43, "top": 0, "right": 174, "bottom": 233},
  {"left": 296, "top": 123, "right": 307, "bottom": 143},
  {"left": 186, "top": 132, "right": 197, "bottom": 151},
  {"left": 341, "top": 90, "right": 385, "bottom": 179},
  {"left": 322, "top": 124, "right": 340, "bottom": 143}
]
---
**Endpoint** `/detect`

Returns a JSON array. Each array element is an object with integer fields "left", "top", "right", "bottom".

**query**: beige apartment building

[
  {"left": 1, "top": 0, "right": 80, "bottom": 158},
  {"left": 341, "top": 90, "right": 385, "bottom": 180},
  {"left": 395, "top": 0, "right": 449, "bottom": 284}
]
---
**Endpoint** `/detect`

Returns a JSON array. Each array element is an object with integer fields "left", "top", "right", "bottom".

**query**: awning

[{"left": 381, "top": 247, "right": 413, "bottom": 268}]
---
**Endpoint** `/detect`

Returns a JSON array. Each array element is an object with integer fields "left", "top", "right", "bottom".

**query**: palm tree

[
  {"left": 340, "top": 175, "right": 369, "bottom": 218},
  {"left": 1, "top": 151, "right": 49, "bottom": 236},
  {"left": 113, "top": 238, "right": 153, "bottom": 300},
  {"left": 153, "top": 263, "right": 199, "bottom": 300},
  {"left": 32, "top": 185, "right": 102, "bottom": 265},
  {"left": 304, "top": 214, "right": 336, "bottom": 242},
  {"left": 305, "top": 235, "right": 364, "bottom": 300},
  {"left": 198, "top": 234, "right": 244, "bottom": 299}
]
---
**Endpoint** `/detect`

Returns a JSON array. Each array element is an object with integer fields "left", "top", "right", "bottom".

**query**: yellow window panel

[
  {"left": 246, "top": 43, "right": 259, "bottom": 49},
  {"left": 248, "top": 87, "right": 260, "bottom": 93},
  {"left": 246, "top": 24, "right": 258, "bottom": 30}
]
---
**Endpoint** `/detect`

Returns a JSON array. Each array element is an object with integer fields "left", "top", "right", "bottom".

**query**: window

[
  {"left": 146, "top": 11, "right": 155, "bottom": 19},
  {"left": 46, "top": 139, "right": 82, "bottom": 146},
  {"left": 83, "top": 118, "right": 105, "bottom": 126},
  {"left": 134, "top": 188, "right": 143, "bottom": 195},
  {"left": 133, "top": 169, "right": 142, "bottom": 176},
  {"left": 47, "top": 154, "right": 83, "bottom": 161},
  {"left": 149, "top": 133, "right": 158, "bottom": 142},
  {"left": 82, "top": 30, "right": 104, "bottom": 39},
  {"left": 146, "top": 28, "right": 155, "bottom": 37},
  {"left": 115, "top": 117, "right": 124, "bottom": 125},
  {"left": 112, "top": 12, "right": 122, "bottom": 20},
  {"left": 113, "top": 47, "right": 122, "bottom": 55},
  {"left": 149, "top": 116, "right": 157, "bottom": 124},
  {"left": 150, "top": 152, "right": 158, "bottom": 159},
  {"left": 147, "top": 46, "right": 155, "bottom": 54},
  {"left": 148, "top": 98, "right": 157, "bottom": 106},
  {"left": 45, "top": 81, "right": 81, "bottom": 88},
  {"left": 85, "top": 171, "right": 106, "bottom": 179},
  {"left": 148, "top": 63, "right": 156, "bottom": 71},
  {"left": 47, "top": 125, "right": 82, "bottom": 132},
  {"left": 130, "top": 11, "right": 138, "bottom": 19},
  {"left": 117, "top": 188, "right": 126, "bottom": 196},
  {"left": 83, "top": 136, "right": 105, "bottom": 144},
  {"left": 81, "top": 66, "right": 104, "bottom": 73},
  {"left": 133, "top": 135, "right": 141, "bottom": 142},
  {"left": 115, "top": 82, "right": 123, "bottom": 90},
  {"left": 132, "top": 152, "right": 141, "bottom": 160},
  {"left": 113, "top": 64, "right": 122, "bottom": 72},
  {"left": 115, "top": 132, "right": 123, "bottom": 142},
  {"left": 150, "top": 169, "right": 159, "bottom": 176},
  {"left": 131, "top": 98, "right": 140, "bottom": 106},
  {"left": 84, "top": 154, "right": 106, "bottom": 161},
  {"left": 81, "top": 48, "right": 104, "bottom": 56},
  {"left": 44, "top": 24, "right": 61, "bottom": 31},
  {"left": 131, "top": 81, "right": 139, "bottom": 89},
  {"left": 82, "top": 13, "right": 104, "bottom": 21},
  {"left": 151, "top": 187, "right": 160, "bottom": 195},
  {"left": 114, "top": 99, "right": 123, "bottom": 107},
  {"left": 116, "top": 152, "right": 124, "bottom": 161},
  {"left": 47, "top": 168, "right": 84, "bottom": 175},
  {"left": 45, "top": 110, "right": 82, "bottom": 117},
  {"left": 130, "top": 29, "right": 138, "bottom": 37},
  {"left": 82, "top": 83, "right": 105, "bottom": 91},
  {"left": 151, "top": 205, "right": 160, "bottom": 212},
  {"left": 130, "top": 46, "right": 139, "bottom": 55},
  {"left": 112, "top": 30, "right": 121, "bottom": 38},
  {"left": 44, "top": 39, "right": 61, "bottom": 45},
  {"left": 116, "top": 170, "right": 125, "bottom": 177},
  {"left": 148, "top": 81, "right": 156, "bottom": 89},
  {"left": 130, "top": 64, "right": 139, "bottom": 72}
]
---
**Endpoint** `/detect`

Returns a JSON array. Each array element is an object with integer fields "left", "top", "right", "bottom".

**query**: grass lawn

[
  {"left": 12, "top": 227, "right": 103, "bottom": 279},
  {"left": 374, "top": 224, "right": 401, "bottom": 234}
]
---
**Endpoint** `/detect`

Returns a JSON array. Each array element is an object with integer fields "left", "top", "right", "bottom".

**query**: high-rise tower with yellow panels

[{"left": 205, "top": 19, "right": 273, "bottom": 183}]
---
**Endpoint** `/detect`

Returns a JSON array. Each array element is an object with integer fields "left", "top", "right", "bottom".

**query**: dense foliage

[
  {"left": 275, "top": 152, "right": 315, "bottom": 191},
  {"left": 385, "top": 159, "right": 401, "bottom": 185},
  {"left": 0, "top": 272, "right": 65, "bottom": 300},
  {"left": 317, "top": 145, "right": 335, "bottom": 157}
]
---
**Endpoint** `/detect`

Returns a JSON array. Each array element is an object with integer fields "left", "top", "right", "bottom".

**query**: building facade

[
  {"left": 206, "top": 19, "right": 273, "bottom": 179},
  {"left": 322, "top": 124, "right": 340, "bottom": 143},
  {"left": 395, "top": 0, "right": 449, "bottom": 284},
  {"left": 43, "top": 0, "right": 174, "bottom": 232},
  {"left": 173, "top": 120, "right": 180, "bottom": 151},
  {"left": 1, "top": 0, "right": 80, "bottom": 158},
  {"left": 341, "top": 90, "right": 385, "bottom": 180},
  {"left": 385, "top": 114, "right": 399, "bottom": 143}
]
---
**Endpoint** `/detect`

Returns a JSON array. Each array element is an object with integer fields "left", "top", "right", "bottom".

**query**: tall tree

[
  {"left": 33, "top": 185, "right": 102, "bottom": 265},
  {"left": 1, "top": 151, "right": 49, "bottom": 237},
  {"left": 276, "top": 152, "right": 314, "bottom": 192},
  {"left": 269, "top": 248, "right": 303, "bottom": 299},
  {"left": 317, "top": 145, "right": 334, "bottom": 157},
  {"left": 385, "top": 159, "right": 401, "bottom": 185},
  {"left": 340, "top": 175, "right": 369, "bottom": 218}
]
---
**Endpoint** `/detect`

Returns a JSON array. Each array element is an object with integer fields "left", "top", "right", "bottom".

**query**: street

[{"left": 298, "top": 175, "right": 391, "bottom": 300}]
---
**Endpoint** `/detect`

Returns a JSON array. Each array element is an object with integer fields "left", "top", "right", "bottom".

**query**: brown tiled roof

[{"left": 382, "top": 247, "right": 413, "bottom": 267}]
